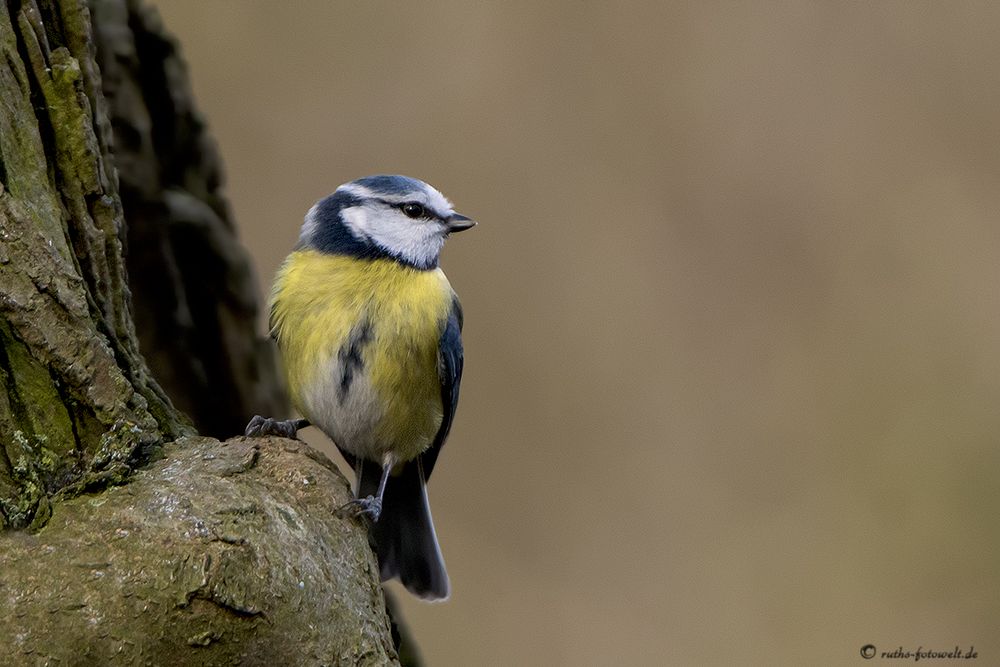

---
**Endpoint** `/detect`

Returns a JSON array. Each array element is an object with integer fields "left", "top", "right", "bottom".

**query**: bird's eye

[{"left": 401, "top": 203, "right": 426, "bottom": 219}]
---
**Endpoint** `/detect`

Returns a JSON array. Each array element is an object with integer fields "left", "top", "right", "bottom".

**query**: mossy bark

[
  {"left": 0, "top": 0, "right": 186, "bottom": 529},
  {"left": 0, "top": 1, "right": 405, "bottom": 663}
]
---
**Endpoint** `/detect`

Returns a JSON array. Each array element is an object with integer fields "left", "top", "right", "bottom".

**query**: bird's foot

[
  {"left": 338, "top": 495, "right": 383, "bottom": 523},
  {"left": 244, "top": 416, "right": 308, "bottom": 439}
]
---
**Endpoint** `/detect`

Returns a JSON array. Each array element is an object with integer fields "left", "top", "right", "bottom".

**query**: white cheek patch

[
  {"left": 340, "top": 205, "right": 373, "bottom": 241},
  {"left": 342, "top": 204, "right": 446, "bottom": 268}
]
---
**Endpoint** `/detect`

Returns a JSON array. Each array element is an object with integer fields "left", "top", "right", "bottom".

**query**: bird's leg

[
  {"left": 341, "top": 461, "right": 392, "bottom": 523},
  {"left": 244, "top": 416, "right": 310, "bottom": 439}
]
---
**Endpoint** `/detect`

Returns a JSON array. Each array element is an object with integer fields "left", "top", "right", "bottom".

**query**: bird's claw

[
  {"left": 338, "top": 495, "right": 383, "bottom": 523},
  {"left": 244, "top": 415, "right": 301, "bottom": 439}
]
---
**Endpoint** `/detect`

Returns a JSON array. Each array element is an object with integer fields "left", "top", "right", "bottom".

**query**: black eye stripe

[
  {"left": 371, "top": 197, "right": 444, "bottom": 221},
  {"left": 397, "top": 201, "right": 443, "bottom": 221}
]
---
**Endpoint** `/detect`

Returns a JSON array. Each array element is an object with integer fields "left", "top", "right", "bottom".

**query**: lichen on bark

[{"left": 0, "top": 0, "right": 191, "bottom": 528}]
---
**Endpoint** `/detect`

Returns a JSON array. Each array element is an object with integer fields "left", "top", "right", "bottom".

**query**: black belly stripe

[{"left": 337, "top": 319, "right": 372, "bottom": 403}]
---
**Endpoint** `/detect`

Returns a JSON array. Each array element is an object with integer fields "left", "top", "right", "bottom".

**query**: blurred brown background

[{"left": 151, "top": 2, "right": 999, "bottom": 665}]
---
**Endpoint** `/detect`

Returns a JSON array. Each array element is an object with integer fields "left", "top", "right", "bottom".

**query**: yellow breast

[{"left": 269, "top": 250, "right": 453, "bottom": 460}]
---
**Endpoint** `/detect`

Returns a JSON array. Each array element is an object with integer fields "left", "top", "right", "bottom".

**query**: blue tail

[{"left": 357, "top": 456, "right": 450, "bottom": 600}]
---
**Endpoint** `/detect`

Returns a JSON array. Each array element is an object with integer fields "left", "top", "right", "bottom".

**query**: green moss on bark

[
  {"left": 0, "top": 0, "right": 189, "bottom": 526},
  {"left": 0, "top": 319, "right": 75, "bottom": 456}
]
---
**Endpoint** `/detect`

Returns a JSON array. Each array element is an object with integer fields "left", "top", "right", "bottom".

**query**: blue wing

[
  {"left": 421, "top": 295, "right": 464, "bottom": 480},
  {"left": 354, "top": 295, "right": 463, "bottom": 598}
]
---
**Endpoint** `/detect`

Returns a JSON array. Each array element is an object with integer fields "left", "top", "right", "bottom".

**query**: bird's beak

[{"left": 445, "top": 213, "right": 477, "bottom": 233}]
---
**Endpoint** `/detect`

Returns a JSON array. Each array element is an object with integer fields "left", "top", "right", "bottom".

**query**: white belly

[{"left": 299, "top": 353, "right": 384, "bottom": 461}]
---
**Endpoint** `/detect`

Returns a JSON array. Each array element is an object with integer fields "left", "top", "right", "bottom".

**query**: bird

[{"left": 245, "top": 174, "right": 474, "bottom": 601}]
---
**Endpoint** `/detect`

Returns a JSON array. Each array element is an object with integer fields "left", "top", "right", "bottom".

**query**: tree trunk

[{"left": 0, "top": 1, "right": 402, "bottom": 663}]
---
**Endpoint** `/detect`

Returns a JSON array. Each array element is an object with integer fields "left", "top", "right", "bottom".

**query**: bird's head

[{"left": 298, "top": 175, "right": 476, "bottom": 269}]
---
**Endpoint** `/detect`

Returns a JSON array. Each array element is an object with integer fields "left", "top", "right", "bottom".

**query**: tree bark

[
  {"left": 90, "top": 0, "right": 286, "bottom": 440},
  {"left": 0, "top": 1, "right": 402, "bottom": 663},
  {"left": 0, "top": 0, "right": 184, "bottom": 529},
  {"left": 2, "top": 435, "right": 396, "bottom": 664}
]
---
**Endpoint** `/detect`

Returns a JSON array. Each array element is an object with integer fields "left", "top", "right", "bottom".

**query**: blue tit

[{"left": 245, "top": 174, "right": 474, "bottom": 600}]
